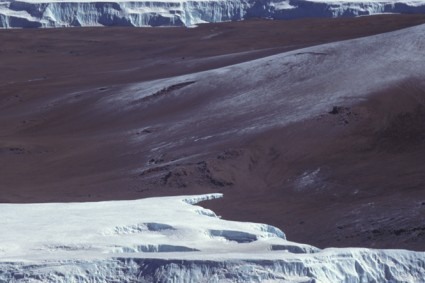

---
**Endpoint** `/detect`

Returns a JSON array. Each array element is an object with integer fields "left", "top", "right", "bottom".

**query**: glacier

[
  {"left": 1, "top": 0, "right": 425, "bottom": 28},
  {"left": 0, "top": 193, "right": 424, "bottom": 282}
]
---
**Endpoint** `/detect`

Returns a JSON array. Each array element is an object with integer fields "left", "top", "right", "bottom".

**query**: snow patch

[{"left": 294, "top": 168, "right": 322, "bottom": 191}]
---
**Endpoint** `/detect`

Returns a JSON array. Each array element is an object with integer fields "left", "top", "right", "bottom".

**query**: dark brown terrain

[{"left": 1, "top": 15, "right": 425, "bottom": 250}]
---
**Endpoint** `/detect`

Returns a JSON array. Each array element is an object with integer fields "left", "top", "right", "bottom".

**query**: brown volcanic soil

[
  {"left": 1, "top": 15, "right": 425, "bottom": 250},
  {"left": 204, "top": 80, "right": 425, "bottom": 251}
]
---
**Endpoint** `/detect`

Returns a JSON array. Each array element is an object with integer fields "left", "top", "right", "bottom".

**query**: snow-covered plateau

[
  {"left": 0, "top": 0, "right": 425, "bottom": 28},
  {"left": 0, "top": 193, "right": 424, "bottom": 282}
]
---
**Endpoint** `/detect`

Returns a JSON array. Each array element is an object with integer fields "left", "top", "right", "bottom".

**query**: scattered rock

[
  {"left": 329, "top": 106, "right": 350, "bottom": 115},
  {"left": 9, "top": 147, "right": 25, "bottom": 154},
  {"left": 197, "top": 161, "right": 233, "bottom": 187},
  {"left": 217, "top": 149, "right": 242, "bottom": 160},
  {"left": 148, "top": 156, "right": 165, "bottom": 165},
  {"left": 134, "top": 81, "right": 196, "bottom": 104}
]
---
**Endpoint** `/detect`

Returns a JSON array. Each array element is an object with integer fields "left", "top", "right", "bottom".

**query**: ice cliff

[{"left": 1, "top": 0, "right": 425, "bottom": 28}]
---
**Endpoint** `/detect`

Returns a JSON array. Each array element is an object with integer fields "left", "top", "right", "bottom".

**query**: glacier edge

[{"left": 1, "top": 0, "right": 425, "bottom": 28}]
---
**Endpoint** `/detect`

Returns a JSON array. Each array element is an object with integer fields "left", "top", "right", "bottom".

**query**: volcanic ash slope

[{"left": 107, "top": 23, "right": 425, "bottom": 151}]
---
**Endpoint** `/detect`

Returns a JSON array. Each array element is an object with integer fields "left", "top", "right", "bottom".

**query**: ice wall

[
  {"left": 1, "top": 0, "right": 425, "bottom": 28},
  {"left": 1, "top": 249, "right": 425, "bottom": 282}
]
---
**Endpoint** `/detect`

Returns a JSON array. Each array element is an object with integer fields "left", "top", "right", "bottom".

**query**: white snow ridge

[
  {"left": 1, "top": 0, "right": 425, "bottom": 27},
  {"left": 0, "top": 193, "right": 424, "bottom": 282}
]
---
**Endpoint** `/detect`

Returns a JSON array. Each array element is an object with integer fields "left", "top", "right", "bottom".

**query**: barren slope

[{"left": 1, "top": 15, "right": 425, "bottom": 250}]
